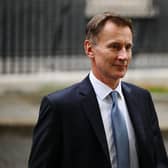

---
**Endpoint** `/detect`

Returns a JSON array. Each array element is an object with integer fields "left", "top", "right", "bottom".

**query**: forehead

[{"left": 97, "top": 21, "right": 133, "bottom": 43}]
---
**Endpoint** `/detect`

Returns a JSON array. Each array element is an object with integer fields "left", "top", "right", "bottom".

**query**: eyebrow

[{"left": 107, "top": 41, "right": 133, "bottom": 47}]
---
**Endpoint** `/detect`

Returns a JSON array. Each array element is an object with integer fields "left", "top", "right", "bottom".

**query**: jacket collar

[{"left": 78, "top": 75, "right": 111, "bottom": 165}]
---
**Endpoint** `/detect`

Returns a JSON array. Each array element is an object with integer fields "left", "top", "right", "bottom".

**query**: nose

[{"left": 118, "top": 47, "right": 128, "bottom": 60}]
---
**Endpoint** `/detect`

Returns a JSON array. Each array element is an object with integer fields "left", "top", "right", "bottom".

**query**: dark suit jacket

[{"left": 29, "top": 76, "right": 168, "bottom": 168}]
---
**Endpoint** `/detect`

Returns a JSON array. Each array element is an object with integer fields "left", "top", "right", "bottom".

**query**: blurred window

[{"left": 85, "top": 0, "right": 158, "bottom": 17}]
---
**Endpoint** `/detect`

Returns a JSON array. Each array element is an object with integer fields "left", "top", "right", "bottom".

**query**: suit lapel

[
  {"left": 78, "top": 76, "right": 111, "bottom": 163},
  {"left": 121, "top": 82, "right": 146, "bottom": 138},
  {"left": 122, "top": 82, "right": 140, "bottom": 128},
  {"left": 122, "top": 82, "right": 149, "bottom": 167}
]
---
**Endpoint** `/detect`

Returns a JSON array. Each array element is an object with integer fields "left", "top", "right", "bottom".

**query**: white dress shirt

[{"left": 89, "top": 71, "right": 139, "bottom": 168}]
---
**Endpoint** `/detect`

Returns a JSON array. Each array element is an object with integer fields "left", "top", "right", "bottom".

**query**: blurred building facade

[{"left": 0, "top": 0, "right": 167, "bottom": 73}]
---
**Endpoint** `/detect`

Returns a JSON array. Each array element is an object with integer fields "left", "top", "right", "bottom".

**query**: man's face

[{"left": 85, "top": 21, "right": 133, "bottom": 86}]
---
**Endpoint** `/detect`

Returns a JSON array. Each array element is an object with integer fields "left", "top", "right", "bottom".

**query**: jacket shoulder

[
  {"left": 122, "top": 81, "right": 150, "bottom": 94},
  {"left": 46, "top": 82, "right": 81, "bottom": 103}
]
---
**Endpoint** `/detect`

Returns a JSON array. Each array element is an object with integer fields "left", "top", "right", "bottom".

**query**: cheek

[
  {"left": 94, "top": 49, "right": 115, "bottom": 67},
  {"left": 128, "top": 54, "right": 132, "bottom": 63},
  {"left": 94, "top": 51, "right": 106, "bottom": 63}
]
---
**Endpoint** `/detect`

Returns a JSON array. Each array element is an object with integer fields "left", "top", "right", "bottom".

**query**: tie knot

[{"left": 111, "top": 91, "right": 118, "bottom": 103}]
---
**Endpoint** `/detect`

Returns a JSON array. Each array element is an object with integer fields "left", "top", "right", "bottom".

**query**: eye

[
  {"left": 108, "top": 43, "right": 122, "bottom": 51},
  {"left": 125, "top": 43, "right": 133, "bottom": 51}
]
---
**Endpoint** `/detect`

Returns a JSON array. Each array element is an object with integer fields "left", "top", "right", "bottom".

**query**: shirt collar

[{"left": 89, "top": 71, "right": 122, "bottom": 100}]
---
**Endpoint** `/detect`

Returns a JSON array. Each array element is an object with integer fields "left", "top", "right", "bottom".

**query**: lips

[
  {"left": 114, "top": 64, "right": 127, "bottom": 67},
  {"left": 114, "top": 60, "right": 128, "bottom": 66}
]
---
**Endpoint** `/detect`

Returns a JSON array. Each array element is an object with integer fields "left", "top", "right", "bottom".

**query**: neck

[{"left": 91, "top": 70, "right": 120, "bottom": 90}]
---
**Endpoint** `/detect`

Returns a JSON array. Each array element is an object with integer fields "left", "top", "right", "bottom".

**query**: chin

[{"left": 115, "top": 72, "right": 126, "bottom": 79}]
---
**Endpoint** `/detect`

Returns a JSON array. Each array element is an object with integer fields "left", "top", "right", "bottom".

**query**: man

[{"left": 29, "top": 12, "right": 168, "bottom": 168}]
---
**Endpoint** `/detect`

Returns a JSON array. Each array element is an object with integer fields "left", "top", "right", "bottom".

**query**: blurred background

[{"left": 0, "top": 0, "right": 168, "bottom": 167}]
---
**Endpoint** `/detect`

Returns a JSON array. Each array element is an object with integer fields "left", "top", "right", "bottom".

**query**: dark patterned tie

[{"left": 111, "top": 91, "right": 130, "bottom": 168}]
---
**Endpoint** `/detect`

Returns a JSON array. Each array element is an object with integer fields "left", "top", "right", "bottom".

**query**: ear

[{"left": 84, "top": 40, "right": 94, "bottom": 59}]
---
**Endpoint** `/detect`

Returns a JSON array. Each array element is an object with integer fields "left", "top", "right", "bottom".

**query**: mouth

[
  {"left": 114, "top": 60, "right": 128, "bottom": 67},
  {"left": 113, "top": 64, "right": 128, "bottom": 72},
  {"left": 114, "top": 64, "right": 127, "bottom": 68}
]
